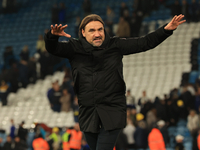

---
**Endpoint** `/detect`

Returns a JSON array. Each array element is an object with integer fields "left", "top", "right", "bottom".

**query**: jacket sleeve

[
  {"left": 44, "top": 30, "right": 75, "bottom": 59},
  {"left": 116, "top": 25, "right": 173, "bottom": 55}
]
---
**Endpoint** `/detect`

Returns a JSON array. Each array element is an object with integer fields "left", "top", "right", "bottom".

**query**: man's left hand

[{"left": 164, "top": 14, "right": 186, "bottom": 30}]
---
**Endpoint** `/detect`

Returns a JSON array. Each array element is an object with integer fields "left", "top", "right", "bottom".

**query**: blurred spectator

[
  {"left": 120, "top": 2, "right": 129, "bottom": 17},
  {"left": 2, "top": 136, "right": 12, "bottom": 150},
  {"left": 2, "top": 0, "right": 18, "bottom": 14},
  {"left": 0, "top": 80, "right": 9, "bottom": 106},
  {"left": 32, "top": 133, "right": 49, "bottom": 150},
  {"left": 49, "top": 127, "right": 61, "bottom": 150},
  {"left": 195, "top": 87, "right": 200, "bottom": 114},
  {"left": 179, "top": 85, "right": 195, "bottom": 112},
  {"left": 116, "top": 17, "right": 130, "bottom": 38},
  {"left": 18, "top": 60, "right": 29, "bottom": 88},
  {"left": 68, "top": 123, "right": 82, "bottom": 150},
  {"left": 105, "top": 26, "right": 114, "bottom": 37},
  {"left": 123, "top": 117, "right": 136, "bottom": 149},
  {"left": 58, "top": 2, "right": 66, "bottom": 24},
  {"left": 7, "top": 63, "right": 19, "bottom": 92},
  {"left": 176, "top": 100, "right": 188, "bottom": 120},
  {"left": 189, "top": 0, "right": 199, "bottom": 22},
  {"left": 60, "top": 89, "right": 71, "bottom": 113},
  {"left": 146, "top": 108, "right": 157, "bottom": 131},
  {"left": 0, "top": 138, "right": 3, "bottom": 150},
  {"left": 105, "top": 6, "right": 115, "bottom": 35},
  {"left": 17, "top": 121, "right": 28, "bottom": 142},
  {"left": 20, "top": 45, "right": 29, "bottom": 62},
  {"left": 187, "top": 110, "right": 199, "bottom": 134},
  {"left": 82, "top": 0, "right": 91, "bottom": 17},
  {"left": 126, "top": 89, "right": 135, "bottom": 107},
  {"left": 197, "top": 129, "right": 200, "bottom": 150},
  {"left": 47, "top": 82, "right": 62, "bottom": 112},
  {"left": 10, "top": 119, "right": 16, "bottom": 140},
  {"left": 138, "top": 91, "right": 149, "bottom": 108},
  {"left": 175, "top": 135, "right": 184, "bottom": 150},
  {"left": 157, "top": 120, "right": 169, "bottom": 146},
  {"left": 3, "top": 46, "right": 15, "bottom": 69},
  {"left": 171, "top": 0, "right": 181, "bottom": 16},
  {"left": 38, "top": 49, "right": 51, "bottom": 79},
  {"left": 155, "top": 99, "right": 167, "bottom": 121},
  {"left": 13, "top": 136, "right": 27, "bottom": 150},
  {"left": 36, "top": 35, "right": 46, "bottom": 53},
  {"left": 81, "top": 138, "right": 90, "bottom": 150},
  {"left": 181, "top": 0, "right": 190, "bottom": 22},
  {"left": 187, "top": 109, "right": 199, "bottom": 150},
  {"left": 130, "top": 11, "right": 143, "bottom": 37},
  {"left": 72, "top": 95, "right": 79, "bottom": 123},
  {"left": 75, "top": 16, "right": 81, "bottom": 38},
  {"left": 51, "top": 4, "right": 59, "bottom": 24},
  {"left": 28, "top": 57, "right": 37, "bottom": 84},
  {"left": 62, "top": 128, "right": 70, "bottom": 150},
  {"left": 148, "top": 127, "right": 165, "bottom": 150},
  {"left": 115, "top": 131, "right": 128, "bottom": 150},
  {"left": 134, "top": 120, "right": 148, "bottom": 149},
  {"left": 127, "top": 107, "right": 137, "bottom": 126}
]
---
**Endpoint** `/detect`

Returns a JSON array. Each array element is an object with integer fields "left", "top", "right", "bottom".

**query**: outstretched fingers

[
  {"left": 178, "top": 19, "right": 186, "bottom": 25},
  {"left": 171, "top": 15, "right": 177, "bottom": 23},
  {"left": 61, "top": 24, "right": 68, "bottom": 30}
]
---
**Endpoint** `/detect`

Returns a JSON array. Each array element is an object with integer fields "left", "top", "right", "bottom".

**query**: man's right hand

[{"left": 51, "top": 24, "right": 71, "bottom": 38}]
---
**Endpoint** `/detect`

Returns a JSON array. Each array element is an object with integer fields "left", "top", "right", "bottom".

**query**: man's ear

[{"left": 82, "top": 29, "right": 85, "bottom": 37}]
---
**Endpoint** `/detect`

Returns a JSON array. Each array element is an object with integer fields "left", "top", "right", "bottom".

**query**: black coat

[{"left": 44, "top": 25, "right": 172, "bottom": 133}]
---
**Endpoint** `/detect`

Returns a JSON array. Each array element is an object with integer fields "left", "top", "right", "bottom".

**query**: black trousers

[{"left": 84, "top": 126, "right": 122, "bottom": 150}]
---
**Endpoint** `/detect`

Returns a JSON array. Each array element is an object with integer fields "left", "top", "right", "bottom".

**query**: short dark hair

[{"left": 79, "top": 14, "right": 105, "bottom": 38}]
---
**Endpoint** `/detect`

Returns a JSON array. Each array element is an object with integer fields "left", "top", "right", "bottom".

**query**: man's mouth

[{"left": 93, "top": 38, "right": 102, "bottom": 41}]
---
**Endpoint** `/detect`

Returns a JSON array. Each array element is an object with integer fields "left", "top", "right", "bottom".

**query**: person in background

[
  {"left": 13, "top": 136, "right": 27, "bottom": 150},
  {"left": 146, "top": 108, "right": 157, "bottom": 131},
  {"left": 20, "top": 45, "right": 29, "bottom": 62},
  {"left": 18, "top": 60, "right": 29, "bottom": 88},
  {"left": 68, "top": 123, "right": 83, "bottom": 150},
  {"left": 123, "top": 117, "right": 136, "bottom": 149},
  {"left": 138, "top": 90, "right": 149, "bottom": 108},
  {"left": 10, "top": 119, "right": 16, "bottom": 140},
  {"left": 48, "top": 127, "right": 61, "bottom": 150},
  {"left": 60, "top": 89, "right": 71, "bottom": 113},
  {"left": 171, "top": 0, "right": 181, "bottom": 17},
  {"left": 181, "top": 0, "right": 190, "bottom": 22},
  {"left": 116, "top": 17, "right": 130, "bottom": 38},
  {"left": 2, "top": 136, "right": 12, "bottom": 150},
  {"left": 3, "top": 46, "right": 15, "bottom": 69},
  {"left": 17, "top": 121, "right": 28, "bottom": 142},
  {"left": 0, "top": 138, "right": 3, "bottom": 150},
  {"left": 148, "top": 126, "right": 166, "bottom": 150},
  {"left": 126, "top": 89, "right": 135, "bottom": 107},
  {"left": 48, "top": 82, "right": 62, "bottom": 112},
  {"left": 0, "top": 80, "right": 9, "bottom": 106},
  {"left": 32, "top": 133, "right": 49, "bottom": 150},
  {"left": 134, "top": 119, "right": 148, "bottom": 149},
  {"left": 120, "top": 2, "right": 129, "bottom": 17},
  {"left": 75, "top": 16, "right": 81, "bottom": 38},
  {"left": 82, "top": 0, "right": 91, "bottom": 17},
  {"left": 197, "top": 129, "right": 200, "bottom": 150},
  {"left": 36, "top": 35, "right": 46, "bottom": 53},
  {"left": 58, "top": 2, "right": 66, "bottom": 24},
  {"left": 157, "top": 120, "right": 169, "bottom": 146},
  {"left": 175, "top": 135, "right": 184, "bottom": 150},
  {"left": 51, "top": 4, "right": 59, "bottom": 24},
  {"left": 105, "top": 6, "right": 115, "bottom": 35}
]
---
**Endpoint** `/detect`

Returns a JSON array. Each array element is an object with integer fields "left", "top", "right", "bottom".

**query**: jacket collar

[{"left": 79, "top": 30, "right": 110, "bottom": 52}]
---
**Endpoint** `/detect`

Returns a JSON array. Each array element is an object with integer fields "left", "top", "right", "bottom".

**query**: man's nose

[{"left": 94, "top": 31, "right": 101, "bottom": 37}]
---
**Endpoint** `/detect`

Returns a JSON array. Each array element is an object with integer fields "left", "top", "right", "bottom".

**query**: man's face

[{"left": 82, "top": 21, "right": 105, "bottom": 47}]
